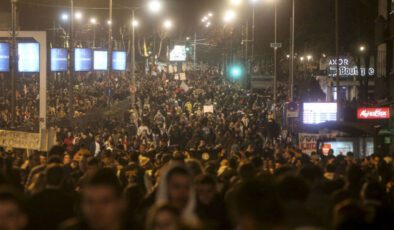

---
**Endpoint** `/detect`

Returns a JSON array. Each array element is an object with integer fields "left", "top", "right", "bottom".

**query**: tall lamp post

[
  {"left": 90, "top": 17, "right": 97, "bottom": 48},
  {"left": 129, "top": 0, "right": 163, "bottom": 107},
  {"left": 69, "top": 0, "right": 74, "bottom": 118},
  {"left": 290, "top": 0, "right": 295, "bottom": 101},
  {"left": 10, "top": 0, "right": 17, "bottom": 128},
  {"left": 273, "top": 0, "right": 278, "bottom": 104},
  {"left": 108, "top": 0, "right": 113, "bottom": 79}
]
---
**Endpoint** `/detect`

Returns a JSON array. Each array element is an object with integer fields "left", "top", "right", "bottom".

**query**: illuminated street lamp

[
  {"left": 90, "top": 17, "right": 97, "bottom": 48},
  {"left": 300, "top": 56, "right": 304, "bottom": 61},
  {"left": 129, "top": 1, "right": 163, "bottom": 107},
  {"left": 107, "top": 20, "right": 112, "bottom": 25},
  {"left": 132, "top": 19, "right": 139, "bottom": 27},
  {"left": 359, "top": 45, "right": 366, "bottom": 52},
  {"left": 307, "top": 55, "right": 312, "bottom": 61},
  {"left": 61, "top": 13, "right": 69, "bottom": 21},
  {"left": 90, "top": 17, "right": 97, "bottom": 24},
  {"left": 148, "top": 0, "right": 163, "bottom": 14},
  {"left": 230, "top": 0, "right": 243, "bottom": 6},
  {"left": 163, "top": 19, "right": 173, "bottom": 29},
  {"left": 223, "top": 9, "right": 236, "bottom": 23},
  {"left": 75, "top": 11, "right": 83, "bottom": 20}
]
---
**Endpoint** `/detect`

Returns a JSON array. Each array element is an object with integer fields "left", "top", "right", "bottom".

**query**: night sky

[{"left": 0, "top": 0, "right": 377, "bottom": 58}]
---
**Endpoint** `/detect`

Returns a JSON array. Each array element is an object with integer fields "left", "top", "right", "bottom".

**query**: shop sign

[{"left": 357, "top": 108, "right": 390, "bottom": 120}]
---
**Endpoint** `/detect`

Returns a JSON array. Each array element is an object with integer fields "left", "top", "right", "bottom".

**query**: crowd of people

[
  {"left": 0, "top": 69, "right": 393, "bottom": 230},
  {"left": 0, "top": 72, "right": 130, "bottom": 131}
]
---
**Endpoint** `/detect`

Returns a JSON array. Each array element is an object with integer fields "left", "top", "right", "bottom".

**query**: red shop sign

[{"left": 357, "top": 108, "right": 390, "bottom": 120}]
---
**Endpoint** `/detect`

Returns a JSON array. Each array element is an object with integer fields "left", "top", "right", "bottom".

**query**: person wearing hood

[{"left": 155, "top": 163, "right": 199, "bottom": 226}]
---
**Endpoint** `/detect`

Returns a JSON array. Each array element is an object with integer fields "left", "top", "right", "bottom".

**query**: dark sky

[{"left": 1, "top": 0, "right": 377, "bottom": 58}]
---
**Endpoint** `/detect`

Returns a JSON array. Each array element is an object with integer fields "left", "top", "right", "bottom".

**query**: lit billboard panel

[
  {"left": 51, "top": 48, "right": 68, "bottom": 72},
  {"left": 0, "top": 43, "right": 10, "bottom": 72},
  {"left": 75, "top": 48, "right": 92, "bottom": 71},
  {"left": 18, "top": 43, "right": 40, "bottom": 72},
  {"left": 303, "top": 103, "right": 337, "bottom": 124}
]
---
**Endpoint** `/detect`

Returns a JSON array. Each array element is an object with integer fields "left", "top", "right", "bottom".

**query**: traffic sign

[{"left": 270, "top": 43, "right": 282, "bottom": 48}]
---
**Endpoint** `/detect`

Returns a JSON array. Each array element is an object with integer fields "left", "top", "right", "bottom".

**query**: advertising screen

[
  {"left": 93, "top": 50, "right": 108, "bottom": 71},
  {"left": 51, "top": 48, "right": 68, "bottom": 72},
  {"left": 0, "top": 43, "right": 10, "bottom": 72},
  {"left": 357, "top": 107, "right": 390, "bottom": 120},
  {"left": 18, "top": 43, "right": 40, "bottom": 72},
  {"left": 75, "top": 48, "right": 92, "bottom": 71},
  {"left": 303, "top": 103, "right": 337, "bottom": 124},
  {"left": 112, "top": 51, "right": 126, "bottom": 71},
  {"left": 170, "top": 45, "right": 187, "bottom": 62}
]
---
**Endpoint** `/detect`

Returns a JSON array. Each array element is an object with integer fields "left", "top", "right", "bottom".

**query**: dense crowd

[
  {"left": 0, "top": 70, "right": 393, "bottom": 230},
  {"left": 0, "top": 72, "right": 130, "bottom": 131}
]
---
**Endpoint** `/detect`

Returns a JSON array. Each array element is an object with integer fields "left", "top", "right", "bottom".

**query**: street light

[
  {"left": 163, "top": 19, "right": 173, "bottom": 29},
  {"left": 131, "top": 19, "right": 139, "bottom": 27},
  {"left": 148, "top": 0, "right": 162, "bottom": 14},
  {"left": 359, "top": 45, "right": 366, "bottom": 52},
  {"left": 300, "top": 56, "right": 304, "bottom": 61},
  {"left": 223, "top": 9, "right": 236, "bottom": 23},
  {"left": 61, "top": 13, "right": 69, "bottom": 21},
  {"left": 307, "top": 55, "right": 312, "bottom": 61},
  {"left": 230, "top": 0, "right": 243, "bottom": 6},
  {"left": 90, "top": 17, "right": 97, "bottom": 24},
  {"left": 90, "top": 18, "right": 97, "bottom": 48},
  {"left": 75, "top": 11, "right": 83, "bottom": 20},
  {"left": 107, "top": 20, "right": 112, "bottom": 25}
]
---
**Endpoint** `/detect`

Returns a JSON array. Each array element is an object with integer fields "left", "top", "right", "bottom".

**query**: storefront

[{"left": 317, "top": 56, "right": 375, "bottom": 101}]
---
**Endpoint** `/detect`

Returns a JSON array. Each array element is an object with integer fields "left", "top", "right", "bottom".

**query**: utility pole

[
  {"left": 251, "top": 7, "right": 255, "bottom": 61},
  {"left": 273, "top": 2, "right": 278, "bottom": 104},
  {"left": 193, "top": 32, "right": 197, "bottom": 68},
  {"left": 289, "top": 0, "right": 295, "bottom": 101},
  {"left": 131, "top": 8, "right": 136, "bottom": 107},
  {"left": 69, "top": 0, "right": 74, "bottom": 118},
  {"left": 92, "top": 23, "right": 96, "bottom": 48},
  {"left": 10, "top": 0, "right": 17, "bottom": 128},
  {"left": 108, "top": 0, "right": 113, "bottom": 78},
  {"left": 335, "top": 0, "right": 340, "bottom": 101}
]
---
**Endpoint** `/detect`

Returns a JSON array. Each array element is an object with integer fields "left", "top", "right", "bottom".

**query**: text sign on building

[
  {"left": 324, "top": 57, "right": 375, "bottom": 77},
  {"left": 357, "top": 108, "right": 390, "bottom": 120}
]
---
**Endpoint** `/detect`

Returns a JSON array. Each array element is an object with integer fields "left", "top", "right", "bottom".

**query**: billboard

[
  {"left": 18, "top": 43, "right": 40, "bottom": 72},
  {"left": 93, "top": 50, "right": 108, "bottom": 71},
  {"left": 51, "top": 48, "right": 68, "bottom": 72},
  {"left": 170, "top": 45, "right": 187, "bottom": 62},
  {"left": 0, "top": 43, "right": 9, "bottom": 72},
  {"left": 75, "top": 48, "right": 92, "bottom": 71},
  {"left": 303, "top": 103, "right": 337, "bottom": 124},
  {"left": 357, "top": 107, "right": 390, "bottom": 120},
  {"left": 112, "top": 51, "right": 126, "bottom": 71}
]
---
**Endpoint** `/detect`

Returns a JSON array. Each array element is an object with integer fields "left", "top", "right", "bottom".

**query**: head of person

[
  {"left": 39, "top": 153, "right": 47, "bottom": 165},
  {"left": 63, "top": 153, "right": 71, "bottom": 165},
  {"left": 45, "top": 163, "right": 65, "bottom": 189},
  {"left": 0, "top": 187, "right": 28, "bottom": 230},
  {"left": 146, "top": 204, "right": 181, "bottom": 230},
  {"left": 158, "top": 164, "right": 193, "bottom": 211},
  {"left": 195, "top": 174, "right": 217, "bottom": 205},
  {"left": 233, "top": 179, "right": 284, "bottom": 230},
  {"left": 80, "top": 169, "right": 124, "bottom": 230}
]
